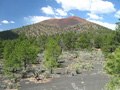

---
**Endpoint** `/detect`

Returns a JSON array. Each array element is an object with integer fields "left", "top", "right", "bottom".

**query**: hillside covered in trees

[{"left": 0, "top": 16, "right": 112, "bottom": 40}]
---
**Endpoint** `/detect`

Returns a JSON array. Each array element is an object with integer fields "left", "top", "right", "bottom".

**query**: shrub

[
  {"left": 43, "top": 71, "right": 51, "bottom": 78},
  {"left": 69, "top": 59, "right": 94, "bottom": 71},
  {"left": 75, "top": 67, "right": 81, "bottom": 74}
]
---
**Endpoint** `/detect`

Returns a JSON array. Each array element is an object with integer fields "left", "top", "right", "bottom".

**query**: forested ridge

[
  {"left": 0, "top": 17, "right": 120, "bottom": 89},
  {"left": 0, "top": 16, "right": 112, "bottom": 40}
]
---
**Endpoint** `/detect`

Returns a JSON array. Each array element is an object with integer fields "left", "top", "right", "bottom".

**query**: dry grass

[{"left": 68, "top": 58, "right": 94, "bottom": 71}]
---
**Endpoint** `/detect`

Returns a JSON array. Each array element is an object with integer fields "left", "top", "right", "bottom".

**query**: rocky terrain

[{"left": 17, "top": 50, "right": 109, "bottom": 90}]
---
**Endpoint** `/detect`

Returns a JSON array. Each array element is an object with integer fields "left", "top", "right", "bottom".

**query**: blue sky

[{"left": 0, "top": 0, "right": 120, "bottom": 31}]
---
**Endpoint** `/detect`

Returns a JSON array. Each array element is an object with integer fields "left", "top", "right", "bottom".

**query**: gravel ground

[{"left": 19, "top": 64, "right": 109, "bottom": 90}]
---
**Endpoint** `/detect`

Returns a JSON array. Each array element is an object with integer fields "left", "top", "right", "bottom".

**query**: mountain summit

[
  {"left": 41, "top": 16, "right": 87, "bottom": 28},
  {"left": 0, "top": 16, "right": 112, "bottom": 40}
]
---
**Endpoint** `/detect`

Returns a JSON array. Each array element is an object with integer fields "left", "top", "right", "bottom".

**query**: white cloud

[
  {"left": 10, "top": 21, "right": 15, "bottom": 23},
  {"left": 56, "top": 0, "right": 90, "bottom": 11},
  {"left": 41, "top": 6, "right": 68, "bottom": 16},
  {"left": 115, "top": 10, "right": 120, "bottom": 18},
  {"left": 41, "top": 6, "right": 54, "bottom": 15},
  {"left": 87, "top": 13, "right": 103, "bottom": 20},
  {"left": 56, "top": 0, "right": 116, "bottom": 14},
  {"left": 55, "top": 9, "right": 67, "bottom": 16},
  {"left": 90, "top": 0, "right": 116, "bottom": 14},
  {"left": 70, "top": 13, "right": 74, "bottom": 16},
  {"left": 1, "top": 20, "right": 15, "bottom": 24},
  {"left": 87, "top": 19, "right": 116, "bottom": 30},
  {"left": 24, "top": 16, "right": 51, "bottom": 24},
  {"left": 54, "top": 16, "right": 63, "bottom": 19},
  {"left": 2, "top": 20, "right": 9, "bottom": 24}
]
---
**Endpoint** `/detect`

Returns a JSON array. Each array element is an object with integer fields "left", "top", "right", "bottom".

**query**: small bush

[
  {"left": 43, "top": 71, "right": 51, "bottom": 78},
  {"left": 69, "top": 59, "right": 94, "bottom": 71},
  {"left": 75, "top": 52, "right": 79, "bottom": 58},
  {"left": 75, "top": 67, "right": 81, "bottom": 74},
  {"left": 57, "top": 63, "right": 65, "bottom": 68}
]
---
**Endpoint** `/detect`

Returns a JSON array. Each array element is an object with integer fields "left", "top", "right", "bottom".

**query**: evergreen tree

[
  {"left": 3, "top": 36, "right": 37, "bottom": 79},
  {"left": 16, "top": 39, "right": 37, "bottom": 70},
  {"left": 44, "top": 38, "right": 62, "bottom": 74},
  {"left": 77, "top": 34, "right": 89, "bottom": 49},
  {"left": 94, "top": 35, "right": 103, "bottom": 48},
  {"left": 105, "top": 46, "right": 120, "bottom": 89},
  {"left": 105, "top": 19, "right": 120, "bottom": 89},
  {"left": 102, "top": 33, "right": 118, "bottom": 56},
  {"left": 102, "top": 20, "right": 120, "bottom": 56},
  {"left": 114, "top": 20, "right": 120, "bottom": 43},
  {"left": 3, "top": 40, "right": 22, "bottom": 78},
  {"left": 63, "top": 32, "right": 77, "bottom": 50}
]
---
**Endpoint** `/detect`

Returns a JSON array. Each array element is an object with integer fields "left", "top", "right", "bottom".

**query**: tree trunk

[
  {"left": 24, "top": 60, "right": 27, "bottom": 70},
  {"left": 50, "top": 69, "right": 53, "bottom": 74}
]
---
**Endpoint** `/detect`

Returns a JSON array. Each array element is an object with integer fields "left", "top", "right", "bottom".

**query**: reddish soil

[{"left": 41, "top": 16, "right": 88, "bottom": 28}]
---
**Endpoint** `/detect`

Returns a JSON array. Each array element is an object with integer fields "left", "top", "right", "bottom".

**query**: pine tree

[
  {"left": 63, "top": 32, "right": 77, "bottom": 50},
  {"left": 16, "top": 39, "right": 37, "bottom": 70},
  {"left": 102, "top": 20, "right": 120, "bottom": 56},
  {"left": 3, "top": 40, "right": 22, "bottom": 78},
  {"left": 3, "top": 37, "right": 37, "bottom": 79},
  {"left": 94, "top": 35, "right": 103, "bottom": 48},
  {"left": 105, "top": 46, "right": 120, "bottom": 89},
  {"left": 105, "top": 19, "right": 120, "bottom": 89},
  {"left": 44, "top": 38, "right": 62, "bottom": 74},
  {"left": 77, "top": 34, "right": 89, "bottom": 49}
]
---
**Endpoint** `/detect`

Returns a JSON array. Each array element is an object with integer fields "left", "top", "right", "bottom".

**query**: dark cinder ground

[{"left": 19, "top": 64, "right": 109, "bottom": 90}]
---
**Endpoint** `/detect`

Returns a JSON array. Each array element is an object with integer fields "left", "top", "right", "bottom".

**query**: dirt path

[{"left": 19, "top": 64, "right": 108, "bottom": 90}]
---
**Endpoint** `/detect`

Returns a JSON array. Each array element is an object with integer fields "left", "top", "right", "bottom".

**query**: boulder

[{"left": 69, "top": 70, "right": 77, "bottom": 77}]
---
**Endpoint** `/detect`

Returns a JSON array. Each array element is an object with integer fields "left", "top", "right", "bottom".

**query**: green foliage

[
  {"left": 75, "top": 52, "right": 79, "bottom": 58},
  {"left": 101, "top": 34, "right": 116, "bottom": 56},
  {"left": 3, "top": 40, "right": 22, "bottom": 79},
  {"left": 105, "top": 46, "right": 120, "bottom": 89},
  {"left": 75, "top": 67, "right": 81, "bottom": 74},
  {"left": 44, "top": 38, "right": 62, "bottom": 73},
  {"left": 94, "top": 35, "right": 103, "bottom": 48},
  {"left": 77, "top": 34, "right": 89, "bottom": 49},
  {"left": 102, "top": 20, "right": 120, "bottom": 56},
  {"left": 16, "top": 39, "right": 37, "bottom": 69},
  {"left": 62, "top": 32, "right": 77, "bottom": 50},
  {"left": 3, "top": 34, "right": 37, "bottom": 79},
  {"left": 69, "top": 59, "right": 94, "bottom": 71},
  {"left": 43, "top": 71, "right": 51, "bottom": 78},
  {"left": 115, "top": 20, "right": 120, "bottom": 43},
  {"left": 103, "top": 19, "right": 120, "bottom": 90}
]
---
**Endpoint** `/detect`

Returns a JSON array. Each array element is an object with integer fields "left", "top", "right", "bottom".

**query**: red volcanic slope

[{"left": 41, "top": 16, "right": 87, "bottom": 28}]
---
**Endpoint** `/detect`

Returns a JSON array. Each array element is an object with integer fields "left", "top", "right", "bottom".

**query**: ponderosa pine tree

[
  {"left": 3, "top": 34, "right": 37, "bottom": 79},
  {"left": 105, "top": 46, "right": 120, "bottom": 89},
  {"left": 94, "top": 35, "right": 103, "bottom": 48},
  {"left": 16, "top": 39, "right": 37, "bottom": 70},
  {"left": 63, "top": 32, "right": 77, "bottom": 50},
  {"left": 114, "top": 19, "right": 120, "bottom": 44},
  {"left": 77, "top": 34, "right": 89, "bottom": 49},
  {"left": 3, "top": 40, "right": 22, "bottom": 78},
  {"left": 104, "top": 19, "right": 120, "bottom": 89},
  {"left": 44, "top": 38, "right": 62, "bottom": 74},
  {"left": 102, "top": 20, "right": 120, "bottom": 56}
]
